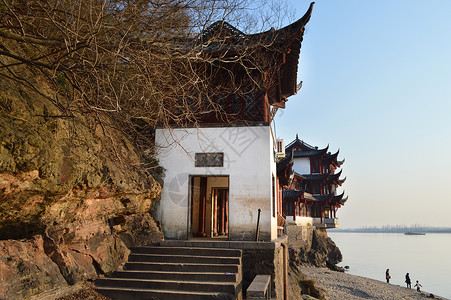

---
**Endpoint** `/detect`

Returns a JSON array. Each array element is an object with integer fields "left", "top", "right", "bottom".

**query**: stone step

[
  {"left": 95, "top": 245, "right": 243, "bottom": 299},
  {"left": 123, "top": 261, "right": 240, "bottom": 273},
  {"left": 130, "top": 246, "right": 242, "bottom": 258},
  {"left": 128, "top": 253, "right": 241, "bottom": 264},
  {"left": 110, "top": 270, "right": 238, "bottom": 282},
  {"left": 94, "top": 286, "right": 234, "bottom": 300},
  {"left": 96, "top": 277, "right": 237, "bottom": 294}
]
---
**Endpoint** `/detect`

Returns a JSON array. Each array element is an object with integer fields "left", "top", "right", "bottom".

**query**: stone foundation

[{"left": 162, "top": 236, "right": 289, "bottom": 299}]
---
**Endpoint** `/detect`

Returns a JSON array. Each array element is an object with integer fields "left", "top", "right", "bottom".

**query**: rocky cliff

[
  {"left": 287, "top": 225, "right": 343, "bottom": 271},
  {"left": 0, "top": 62, "right": 163, "bottom": 299},
  {"left": 286, "top": 225, "right": 342, "bottom": 299}
]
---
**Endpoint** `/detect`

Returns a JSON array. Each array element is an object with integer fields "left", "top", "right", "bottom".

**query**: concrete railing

[
  {"left": 246, "top": 275, "right": 271, "bottom": 300},
  {"left": 324, "top": 218, "right": 339, "bottom": 228},
  {"left": 324, "top": 217, "right": 337, "bottom": 223}
]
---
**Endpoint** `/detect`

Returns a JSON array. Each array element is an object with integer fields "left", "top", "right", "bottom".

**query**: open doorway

[{"left": 190, "top": 176, "right": 229, "bottom": 238}]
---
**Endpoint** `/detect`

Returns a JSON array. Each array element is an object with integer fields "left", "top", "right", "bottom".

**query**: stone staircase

[{"left": 95, "top": 245, "right": 242, "bottom": 300}]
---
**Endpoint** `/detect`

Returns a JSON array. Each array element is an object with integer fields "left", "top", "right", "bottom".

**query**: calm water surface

[{"left": 328, "top": 232, "right": 451, "bottom": 299}]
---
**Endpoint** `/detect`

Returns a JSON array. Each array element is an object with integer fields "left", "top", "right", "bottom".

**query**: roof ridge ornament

[{"left": 296, "top": 81, "right": 303, "bottom": 93}]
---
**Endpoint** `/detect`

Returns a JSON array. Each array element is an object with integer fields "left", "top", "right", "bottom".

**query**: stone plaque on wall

[{"left": 195, "top": 152, "right": 224, "bottom": 167}]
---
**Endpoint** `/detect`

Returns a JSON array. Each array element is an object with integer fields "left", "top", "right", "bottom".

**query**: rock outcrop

[
  {"left": 288, "top": 263, "right": 328, "bottom": 300},
  {"left": 287, "top": 225, "right": 342, "bottom": 271},
  {"left": 286, "top": 225, "right": 342, "bottom": 299},
  {"left": 0, "top": 61, "right": 163, "bottom": 299}
]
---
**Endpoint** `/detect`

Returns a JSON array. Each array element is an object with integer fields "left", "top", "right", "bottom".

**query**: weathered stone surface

[
  {"left": 285, "top": 226, "right": 343, "bottom": 300},
  {"left": 309, "top": 228, "right": 342, "bottom": 271},
  {"left": 240, "top": 237, "right": 288, "bottom": 299},
  {"left": 287, "top": 263, "right": 327, "bottom": 300},
  {"left": 287, "top": 225, "right": 342, "bottom": 270},
  {"left": 0, "top": 235, "right": 68, "bottom": 299},
  {"left": 116, "top": 213, "right": 164, "bottom": 248},
  {"left": 0, "top": 58, "right": 163, "bottom": 299}
]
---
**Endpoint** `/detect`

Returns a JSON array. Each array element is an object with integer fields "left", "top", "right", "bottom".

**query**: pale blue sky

[{"left": 275, "top": 1, "right": 451, "bottom": 228}]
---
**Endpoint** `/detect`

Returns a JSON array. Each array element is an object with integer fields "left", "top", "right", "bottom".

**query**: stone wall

[{"left": 240, "top": 238, "right": 288, "bottom": 299}]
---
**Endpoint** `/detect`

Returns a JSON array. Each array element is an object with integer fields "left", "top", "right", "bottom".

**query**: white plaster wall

[
  {"left": 293, "top": 157, "right": 310, "bottom": 175},
  {"left": 191, "top": 177, "right": 200, "bottom": 234},
  {"left": 286, "top": 216, "right": 327, "bottom": 228},
  {"left": 269, "top": 132, "right": 278, "bottom": 240},
  {"left": 286, "top": 216, "right": 314, "bottom": 227},
  {"left": 155, "top": 126, "right": 277, "bottom": 241}
]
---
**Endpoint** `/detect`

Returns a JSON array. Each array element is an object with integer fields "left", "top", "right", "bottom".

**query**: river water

[{"left": 327, "top": 231, "right": 451, "bottom": 299}]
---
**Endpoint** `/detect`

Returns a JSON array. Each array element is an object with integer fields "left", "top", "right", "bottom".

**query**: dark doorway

[{"left": 190, "top": 176, "right": 229, "bottom": 238}]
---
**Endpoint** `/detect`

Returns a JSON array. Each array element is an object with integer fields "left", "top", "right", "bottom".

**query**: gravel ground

[{"left": 301, "top": 267, "right": 448, "bottom": 300}]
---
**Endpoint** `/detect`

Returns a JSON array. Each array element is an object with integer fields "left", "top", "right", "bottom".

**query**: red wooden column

[
  {"left": 219, "top": 191, "right": 225, "bottom": 235},
  {"left": 293, "top": 201, "right": 297, "bottom": 221},
  {"left": 225, "top": 190, "right": 229, "bottom": 234},
  {"left": 198, "top": 177, "right": 207, "bottom": 235},
  {"left": 213, "top": 189, "right": 218, "bottom": 236}
]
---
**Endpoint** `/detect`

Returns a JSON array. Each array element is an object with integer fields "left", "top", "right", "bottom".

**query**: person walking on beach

[
  {"left": 386, "top": 269, "right": 391, "bottom": 283},
  {"left": 405, "top": 273, "right": 411, "bottom": 288},
  {"left": 414, "top": 280, "right": 422, "bottom": 292}
]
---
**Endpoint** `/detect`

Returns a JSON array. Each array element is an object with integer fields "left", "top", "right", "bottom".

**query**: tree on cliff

[{"left": 0, "top": 0, "right": 293, "bottom": 148}]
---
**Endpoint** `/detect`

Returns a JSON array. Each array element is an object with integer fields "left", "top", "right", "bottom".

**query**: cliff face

[
  {"left": 286, "top": 225, "right": 342, "bottom": 299},
  {"left": 287, "top": 225, "right": 342, "bottom": 271},
  {"left": 0, "top": 64, "right": 163, "bottom": 298}
]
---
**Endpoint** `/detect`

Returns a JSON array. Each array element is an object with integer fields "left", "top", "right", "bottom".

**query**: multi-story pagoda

[{"left": 278, "top": 135, "right": 347, "bottom": 228}]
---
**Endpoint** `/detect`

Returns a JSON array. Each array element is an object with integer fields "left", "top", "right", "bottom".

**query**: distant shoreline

[
  {"left": 327, "top": 229, "right": 451, "bottom": 299},
  {"left": 331, "top": 228, "right": 451, "bottom": 234},
  {"left": 301, "top": 267, "right": 449, "bottom": 300}
]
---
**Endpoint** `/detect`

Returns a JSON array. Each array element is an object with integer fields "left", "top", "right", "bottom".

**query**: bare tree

[{"left": 0, "top": 0, "right": 301, "bottom": 154}]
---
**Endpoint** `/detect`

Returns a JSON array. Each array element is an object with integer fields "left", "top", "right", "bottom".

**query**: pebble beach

[{"left": 301, "top": 267, "right": 448, "bottom": 300}]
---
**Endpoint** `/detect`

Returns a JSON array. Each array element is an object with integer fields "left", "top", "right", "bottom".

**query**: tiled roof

[
  {"left": 277, "top": 156, "right": 292, "bottom": 173},
  {"left": 285, "top": 135, "right": 317, "bottom": 151},
  {"left": 340, "top": 196, "right": 348, "bottom": 204},
  {"left": 282, "top": 189, "right": 318, "bottom": 202},
  {"left": 282, "top": 189, "right": 305, "bottom": 199},
  {"left": 311, "top": 194, "right": 335, "bottom": 202},
  {"left": 192, "top": 3, "right": 315, "bottom": 103},
  {"left": 293, "top": 172, "right": 306, "bottom": 180},
  {"left": 277, "top": 156, "right": 294, "bottom": 186},
  {"left": 331, "top": 192, "right": 347, "bottom": 205},
  {"left": 338, "top": 178, "right": 347, "bottom": 185},
  {"left": 323, "top": 150, "right": 339, "bottom": 161},
  {"left": 303, "top": 192, "right": 315, "bottom": 201},
  {"left": 301, "top": 173, "right": 330, "bottom": 181},
  {"left": 293, "top": 146, "right": 328, "bottom": 158},
  {"left": 328, "top": 170, "right": 343, "bottom": 181}
]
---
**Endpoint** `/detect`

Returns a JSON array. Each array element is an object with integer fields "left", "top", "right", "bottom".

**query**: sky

[{"left": 274, "top": 1, "right": 451, "bottom": 228}]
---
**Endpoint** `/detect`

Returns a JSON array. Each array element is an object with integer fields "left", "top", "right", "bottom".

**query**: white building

[
  {"left": 154, "top": 5, "right": 314, "bottom": 241},
  {"left": 156, "top": 126, "right": 278, "bottom": 241}
]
